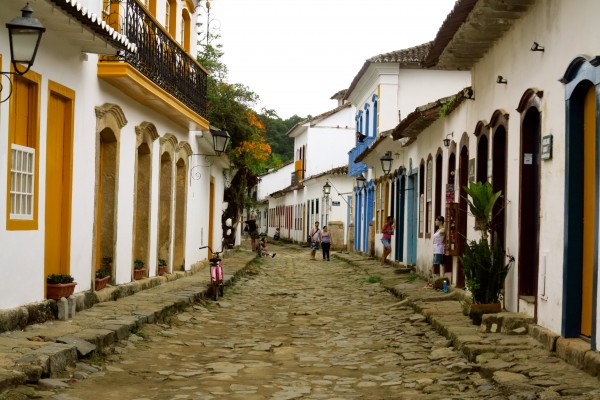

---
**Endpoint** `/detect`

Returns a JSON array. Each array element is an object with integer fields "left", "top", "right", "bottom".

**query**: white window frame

[{"left": 10, "top": 144, "right": 35, "bottom": 220}]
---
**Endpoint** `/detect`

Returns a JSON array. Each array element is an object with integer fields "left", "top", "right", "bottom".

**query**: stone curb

[
  {"left": 332, "top": 251, "right": 600, "bottom": 395},
  {"left": 0, "top": 249, "right": 257, "bottom": 391}
]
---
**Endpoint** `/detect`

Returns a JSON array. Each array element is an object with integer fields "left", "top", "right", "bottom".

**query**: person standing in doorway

[
  {"left": 432, "top": 215, "right": 446, "bottom": 276},
  {"left": 244, "top": 215, "right": 258, "bottom": 251},
  {"left": 309, "top": 221, "right": 321, "bottom": 260},
  {"left": 321, "top": 225, "right": 332, "bottom": 261},
  {"left": 380, "top": 216, "right": 393, "bottom": 265}
]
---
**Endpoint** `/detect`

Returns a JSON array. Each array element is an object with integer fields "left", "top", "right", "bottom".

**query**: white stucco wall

[{"left": 0, "top": 0, "right": 216, "bottom": 309}]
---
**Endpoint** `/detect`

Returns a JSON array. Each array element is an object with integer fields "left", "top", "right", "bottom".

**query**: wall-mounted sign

[
  {"left": 332, "top": 201, "right": 340, "bottom": 206},
  {"left": 542, "top": 135, "right": 553, "bottom": 160},
  {"left": 524, "top": 153, "right": 533, "bottom": 165}
]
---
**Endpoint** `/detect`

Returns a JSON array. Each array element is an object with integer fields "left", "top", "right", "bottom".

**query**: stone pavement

[
  {"left": 1, "top": 242, "right": 599, "bottom": 398},
  {"left": 0, "top": 247, "right": 257, "bottom": 392},
  {"left": 333, "top": 251, "right": 600, "bottom": 398}
]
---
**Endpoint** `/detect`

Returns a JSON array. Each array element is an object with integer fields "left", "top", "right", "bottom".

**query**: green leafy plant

[
  {"left": 460, "top": 181, "right": 514, "bottom": 304},
  {"left": 406, "top": 273, "right": 418, "bottom": 283},
  {"left": 133, "top": 259, "right": 145, "bottom": 270},
  {"left": 95, "top": 269, "right": 110, "bottom": 279},
  {"left": 47, "top": 274, "right": 75, "bottom": 284},
  {"left": 158, "top": 259, "right": 167, "bottom": 267},
  {"left": 365, "top": 276, "right": 382, "bottom": 284}
]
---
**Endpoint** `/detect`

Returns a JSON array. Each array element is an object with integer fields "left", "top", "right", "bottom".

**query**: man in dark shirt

[{"left": 244, "top": 215, "right": 258, "bottom": 250}]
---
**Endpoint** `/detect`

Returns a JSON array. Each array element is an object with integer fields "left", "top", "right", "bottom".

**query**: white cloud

[{"left": 205, "top": 0, "right": 457, "bottom": 119}]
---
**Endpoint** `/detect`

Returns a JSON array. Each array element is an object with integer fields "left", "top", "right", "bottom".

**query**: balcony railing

[
  {"left": 348, "top": 136, "right": 375, "bottom": 176},
  {"left": 291, "top": 170, "right": 304, "bottom": 186},
  {"left": 103, "top": 0, "right": 207, "bottom": 118}
]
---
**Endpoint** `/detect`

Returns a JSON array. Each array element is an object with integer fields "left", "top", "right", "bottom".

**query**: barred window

[{"left": 10, "top": 145, "right": 35, "bottom": 220}]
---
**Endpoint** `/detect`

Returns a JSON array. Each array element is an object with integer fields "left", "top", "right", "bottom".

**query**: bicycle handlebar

[{"left": 199, "top": 245, "right": 223, "bottom": 256}]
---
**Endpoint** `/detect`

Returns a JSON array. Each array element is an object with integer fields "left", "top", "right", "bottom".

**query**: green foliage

[
  {"left": 158, "top": 259, "right": 167, "bottom": 266},
  {"left": 95, "top": 269, "right": 110, "bottom": 279},
  {"left": 47, "top": 274, "right": 74, "bottom": 284},
  {"left": 406, "top": 273, "right": 418, "bottom": 283},
  {"left": 461, "top": 235, "right": 514, "bottom": 304},
  {"left": 133, "top": 260, "right": 145, "bottom": 270},
  {"left": 365, "top": 276, "right": 382, "bottom": 284},
  {"left": 463, "top": 181, "right": 502, "bottom": 240},
  {"left": 460, "top": 181, "right": 513, "bottom": 304},
  {"left": 438, "top": 96, "right": 456, "bottom": 118}
]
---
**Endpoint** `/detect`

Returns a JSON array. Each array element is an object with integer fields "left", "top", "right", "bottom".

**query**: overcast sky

[{"left": 203, "top": 0, "right": 457, "bottom": 119}]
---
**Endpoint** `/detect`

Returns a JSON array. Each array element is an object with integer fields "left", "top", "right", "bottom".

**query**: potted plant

[
  {"left": 157, "top": 258, "right": 167, "bottom": 276},
  {"left": 46, "top": 273, "right": 77, "bottom": 301},
  {"left": 133, "top": 259, "right": 146, "bottom": 280},
  {"left": 460, "top": 181, "right": 514, "bottom": 324},
  {"left": 94, "top": 257, "right": 112, "bottom": 291}
]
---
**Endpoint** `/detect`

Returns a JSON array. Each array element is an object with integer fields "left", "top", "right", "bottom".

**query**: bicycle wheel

[
  {"left": 219, "top": 284, "right": 224, "bottom": 297},
  {"left": 213, "top": 281, "right": 219, "bottom": 301}
]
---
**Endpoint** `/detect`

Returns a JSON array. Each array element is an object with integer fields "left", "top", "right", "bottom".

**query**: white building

[
  {"left": 359, "top": 0, "right": 600, "bottom": 355},
  {"left": 345, "top": 43, "right": 470, "bottom": 256},
  {"left": 0, "top": 0, "right": 226, "bottom": 320},
  {"left": 258, "top": 102, "right": 356, "bottom": 247}
]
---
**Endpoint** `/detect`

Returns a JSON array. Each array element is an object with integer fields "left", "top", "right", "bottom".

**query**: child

[{"left": 258, "top": 237, "right": 276, "bottom": 258}]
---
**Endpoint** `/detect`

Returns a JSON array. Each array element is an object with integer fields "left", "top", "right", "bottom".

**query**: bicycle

[{"left": 199, "top": 246, "right": 224, "bottom": 300}]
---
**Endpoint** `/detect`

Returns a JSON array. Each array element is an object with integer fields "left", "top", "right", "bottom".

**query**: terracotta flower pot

[
  {"left": 158, "top": 265, "right": 166, "bottom": 276},
  {"left": 469, "top": 302, "right": 502, "bottom": 325},
  {"left": 133, "top": 268, "right": 146, "bottom": 280},
  {"left": 46, "top": 282, "right": 77, "bottom": 301},
  {"left": 95, "top": 275, "right": 111, "bottom": 291}
]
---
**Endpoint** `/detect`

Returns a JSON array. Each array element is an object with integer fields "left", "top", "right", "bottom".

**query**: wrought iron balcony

[
  {"left": 101, "top": 0, "right": 207, "bottom": 120},
  {"left": 348, "top": 136, "right": 375, "bottom": 176}
]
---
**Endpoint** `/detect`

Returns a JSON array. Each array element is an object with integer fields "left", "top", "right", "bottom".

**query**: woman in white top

[{"left": 432, "top": 216, "right": 445, "bottom": 276}]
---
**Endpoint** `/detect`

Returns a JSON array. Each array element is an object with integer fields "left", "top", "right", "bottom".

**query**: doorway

[
  {"left": 44, "top": 84, "right": 74, "bottom": 281},
  {"left": 518, "top": 107, "right": 541, "bottom": 307},
  {"left": 457, "top": 145, "right": 469, "bottom": 287}
]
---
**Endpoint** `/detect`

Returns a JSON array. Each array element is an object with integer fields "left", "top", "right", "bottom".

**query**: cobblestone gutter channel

[{"left": 332, "top": 251, "right": 600, "bottom": 398}]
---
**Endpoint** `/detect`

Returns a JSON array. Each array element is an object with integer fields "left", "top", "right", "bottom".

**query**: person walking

[
  {"left": 244, "top": 215, "right": 258, "bottom": 251},
  {"left": 380, "top": 216, "right": 393, "bottom": 265},
  {"left": 309, "top": 221, "right": 321, "bottom": 260},
  {"left": 432, "top": 215, "right": 446, "bottom": 276},
  {"left": 321, "top": 225, "right": 332, "bottom": 261}
]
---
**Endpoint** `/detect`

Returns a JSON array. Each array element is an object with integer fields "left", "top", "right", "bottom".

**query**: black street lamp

[
  {"left": 211, "top": 127, "right": 230, "bottom": 155},
  {"left": 356, "top": 174, "right": 366, "bottom": 189},
  {"left": 323, "top": 181, "right": 331, "bottom": 197},
  {"left": 380, "top": 151, "right": 393, "bottom": 176},
  {"left": 6, "top": 4, "right": 46, "bottom": 75}
]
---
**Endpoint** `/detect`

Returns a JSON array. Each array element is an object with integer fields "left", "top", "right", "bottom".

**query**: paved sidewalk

[
  {"left": 333, "top": 251, "right": 600, "bottom": 398},
  {"left": 0, "top": 248, "right": 257, "bottom": 391}
]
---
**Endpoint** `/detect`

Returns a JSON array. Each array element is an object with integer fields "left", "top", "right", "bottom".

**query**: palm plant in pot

[
  {"left": 133, "top": 259, "right": 146, "bottom": 280},
  {"left": 46, "top": 273, "right": 77, "bottom": 301},
  {"left": 460, "top": 181, "right": 514, "bottom": 325}
]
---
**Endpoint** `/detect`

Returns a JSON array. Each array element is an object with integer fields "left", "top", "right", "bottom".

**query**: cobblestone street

[
  {"left": 18, "top": 244, "right": 502, "bottom": 399},
  {"left": 5, "top": 243, "right": 600, "bottom": 400}
]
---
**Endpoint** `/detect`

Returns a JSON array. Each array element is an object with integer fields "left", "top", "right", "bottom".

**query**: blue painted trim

[
  {"left": 373, "top": 100, "right": 378, "bottom": 137},
  {"left": 371, "top": 94, "right": 378, "bottom": 102},
  {"left": 561, "top": 56, "right": 599, "bottom": 348}
]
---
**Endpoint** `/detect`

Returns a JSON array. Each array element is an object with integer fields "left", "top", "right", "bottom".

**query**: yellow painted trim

[
  {"left": 97, "top": 62, "right": 209, "bottom": 129},
  {"left": 6, "top": 67, "right": 41, "bottom": 231},
  {"left": 45, "top": 80, "right": 75, "bottom": 278}
]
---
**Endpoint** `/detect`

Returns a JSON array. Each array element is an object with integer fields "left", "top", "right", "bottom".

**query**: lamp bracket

[{"left": 0, "top": 72, "right": 16, "bottom": 104}]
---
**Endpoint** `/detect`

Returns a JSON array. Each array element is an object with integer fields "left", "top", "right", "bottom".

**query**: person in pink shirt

[{"left": 380, "top": 216, "right": 393, "bottom": 265}]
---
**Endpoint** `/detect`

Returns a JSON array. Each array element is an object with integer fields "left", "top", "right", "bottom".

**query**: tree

[{"left": 197, "top": 31, "right": 271, "bottom": 245}]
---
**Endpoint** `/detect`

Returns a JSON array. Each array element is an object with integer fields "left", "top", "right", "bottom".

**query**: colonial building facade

[{"left": 0, "top": 0, "right": 226, "bottom": 314}]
